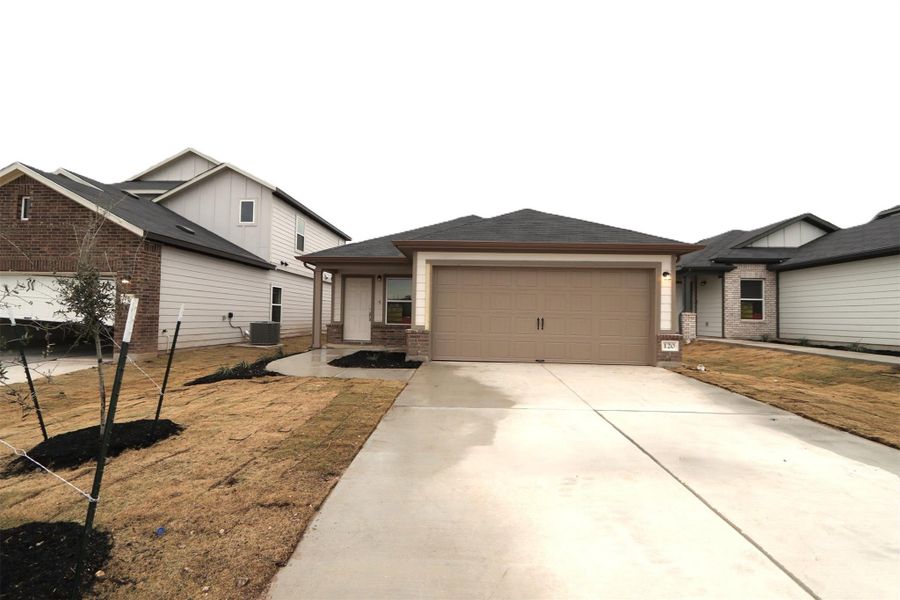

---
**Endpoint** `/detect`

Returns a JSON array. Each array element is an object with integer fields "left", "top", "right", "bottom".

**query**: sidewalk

[{"left": 696, "top": 337, "right": 900, "bottom": 366}]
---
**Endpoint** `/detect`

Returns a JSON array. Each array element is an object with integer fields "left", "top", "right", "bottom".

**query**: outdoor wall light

[
  {"left": 662, "top": 271, "right": 671, "bottom": 281},
  {"left": 376, "top": 275, "right": 382, "bottom": 281},
  {"left": 120, "top": 275, "right": 132, "bottom": 285}
]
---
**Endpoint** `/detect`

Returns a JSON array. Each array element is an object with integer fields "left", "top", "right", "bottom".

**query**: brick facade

[
  {"left": 371, "top": 323, "right": 407, "bottom": 347},
  {"left": 324, "top": 321, "right": 408, "bottom": 348},
  {"left": 0, "top": 176, "right": 161, "bottom": 355},
  {"left": 680, "top": 312, "right": 697, "bottom": 343},
  {"left": 723, "top": 264, "right": 777, "bottom": 339},
  {"left": 405, "top": 329, "right": 431, "bottom": 362},
  {"left": 656, "top": 332, "right": 684, "bottom": 365}
]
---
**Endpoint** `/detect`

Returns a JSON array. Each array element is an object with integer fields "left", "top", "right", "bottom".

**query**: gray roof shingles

[
  {"left": 303, "top": 216, "right": 484, "bottom": 259},
  {"left": 304, "top": 209, "right": 689, "bottom": 261},
  {"left": 32, "top": 166, "right": 273, "bottom": 269}
]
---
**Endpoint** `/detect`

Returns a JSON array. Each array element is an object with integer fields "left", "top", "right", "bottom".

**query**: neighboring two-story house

[
  {"left": 677, "top": 208, "right": 900, "bottom": 350},
  {"left": 0, "top": 149, "right": 349, "bottom": 356}
]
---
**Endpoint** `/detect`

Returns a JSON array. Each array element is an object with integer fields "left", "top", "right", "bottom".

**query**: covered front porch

[{"left": 307, "top": 258, "right": 423, "bottom": 359}]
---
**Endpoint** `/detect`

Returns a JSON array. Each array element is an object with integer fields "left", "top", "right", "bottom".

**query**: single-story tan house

[{"left": 300, "top": 209, "right": 701, "bottom": 366}]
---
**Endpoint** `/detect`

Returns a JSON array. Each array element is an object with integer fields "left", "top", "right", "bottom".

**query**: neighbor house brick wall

[
  {"left": 680, "top": 312, "right": 697, "bottom": 342},
  {"left": 0, "top": 175, "right": 161, "bottom": 355},
  {"left": 723, "top": 264, "right": 777, "bottom": 339},
  {"left": 406, "top": 329, "right": 431, "bottom": 362}
]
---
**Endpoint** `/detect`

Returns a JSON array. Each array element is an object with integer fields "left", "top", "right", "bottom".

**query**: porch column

[{"left": 312, "top": 268, "right": 323, "bottom": 349}]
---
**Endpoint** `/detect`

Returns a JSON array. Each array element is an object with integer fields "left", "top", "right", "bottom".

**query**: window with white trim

[
  {"left": 20, "top": 196, "right": 31, "bottom": 221},
  {"left": 271, "top": 286, "right": 283, "bottom": 322},
  {"left": 740, "top": 279, "right": 764, "bottom": 320},
  {"left": 239, "top": 199, "right": 256, "bottom": 224},
  {"left": 295, "top": 216, "right": 306, "bottom": 252},
  {"left": 384, "top": 277, "right": 412, "bottom": 325}
]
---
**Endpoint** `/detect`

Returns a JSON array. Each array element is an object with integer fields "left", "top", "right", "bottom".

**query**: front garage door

[{"left": 432, "top": 267, "right": 654, "bottom": 365}]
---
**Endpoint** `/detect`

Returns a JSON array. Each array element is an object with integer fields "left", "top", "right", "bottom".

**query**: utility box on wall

[{"left": 250, "top": 321, "right": 280, "bottom": 345}]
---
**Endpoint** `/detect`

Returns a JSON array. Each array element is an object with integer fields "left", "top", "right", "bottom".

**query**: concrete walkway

[
  {"left": 267, "top": 362, "right": 900, "bottom": 600},
  {"left": 0, "top": 353, "right": 97, "bottom": 385},
  {"left": 697, "top": 337, "right": 900, "bottom": 365},
  {"left": 267, "top": 349, "right": 417, "bottom": 381}
]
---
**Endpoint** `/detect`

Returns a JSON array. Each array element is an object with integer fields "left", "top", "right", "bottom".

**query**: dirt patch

[
  {"left": 673, "top": 340, "right": 900, "bottom": 448},
  {"left": 185, "top": 352, "right": 285, "bottom": 386},
  {"left": 2, "top": 419, "right": 183, "bottom": 475},
  {"left": 1, "top": 521, "right": 112, "bottom": 600},
  {"left": 329, "top": 351, "right": 421, "bottom": 369},
  {"left": 0, "top": 336, "right": 406, "bottom": 599}
]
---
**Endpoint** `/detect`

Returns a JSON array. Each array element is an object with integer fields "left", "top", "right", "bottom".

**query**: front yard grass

[
  {"left": 673, "top": 340, "right": 900, "bottom": 448},
  {"left": 1, "top": 336, "right": 406, "bottom": 599}
]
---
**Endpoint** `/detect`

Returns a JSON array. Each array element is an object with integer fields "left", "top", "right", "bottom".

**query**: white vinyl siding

[
  {"left": 269, "top": 198, "right": 345, "bottom": 277},
  {"left": 749, "top": 221, "right": 828, "bottom": 248},
  {"left": 696, "top": 275, "right": 723, "bottom": 337},
  {"left": 138, "top": 152, "right": 217, "bottom": 181},
  {"left": 158, "top": 246, "right": 331, "bottom": 350},
  {"left": 158, "top": 169, "right": 272, "bottom": 261},
  {"left": 779, "top": 255, "right": 900, "bottom": 347}
]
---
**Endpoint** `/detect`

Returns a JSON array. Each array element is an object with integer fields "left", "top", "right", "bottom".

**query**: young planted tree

[{"left": 56, "top": 260, "right": 117, "bottom": 436}]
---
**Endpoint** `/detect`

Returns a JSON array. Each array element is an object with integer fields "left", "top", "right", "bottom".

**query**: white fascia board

[
  {"left": 54, "top": 168, "right": 102, "bottom": 190},
  {"left": 129, "top": 147, "right": 220, "bottom": 181},
  {"left": 0, "top": 162, "right": 144, "bottom": 237},
  {"left": 152, "top": 163, "right": 276, "bottom": 204}
]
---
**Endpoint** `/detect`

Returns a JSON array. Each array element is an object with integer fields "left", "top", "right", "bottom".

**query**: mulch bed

[
  {"left": 328, "top": 351, "right": 422, "bottom": 369},
  {"left": 185, "top": 354, "right": 282, "bottom": 386},
  {"left": 2, "top": 419, "right": 183, "bottom": 475},
  {"left": 1, "top": 521, "right": 112, "bottom": 600}
]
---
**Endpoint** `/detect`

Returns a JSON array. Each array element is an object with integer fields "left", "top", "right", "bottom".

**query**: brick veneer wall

[
  {"left": 326, "top": 323, "right": 343, "bottom": 344},
  {"left": 656, "top": 333, "right": 683, "bottom": 365},
  {"left": 0, "top": 176, "right": 161, "bottom": 355},
  {"left": 406, "top": 329, "right": 431, "bottom": 362},
  {"left": 680, "top": 312, "right": 697, "bottom": 342},
  {"left": 723, "top": 264, "right": 777, "bottom": 339},
  {"left": 324, "top": 321, "right": 407, "bottom": 348},
  {"left": 371, "top": 323, "right": 407, "bottom": 347}
]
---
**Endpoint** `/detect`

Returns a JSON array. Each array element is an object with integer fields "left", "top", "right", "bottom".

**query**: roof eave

[
  {"left": 771, "top": 247, "right": 900, "bottom": 272},
  {"left": 391, "top": 240, "right": 705, "bottom": 255},
  {"left": 146, "top": 232, "right": 274, "bottom": 270},
  {"left": 298, "top": 255, "right": 409, "bottom": 266},
  {"left": 273, "top": 188, "right": 351, "bottom": 241}
]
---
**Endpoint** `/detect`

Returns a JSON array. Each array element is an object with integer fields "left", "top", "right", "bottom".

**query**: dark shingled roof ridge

[
  {"left": 30, "top": 166, "right": 273, "bottom": 269},
  {"left": 301, "top": 215, "right": 485, "bottom": 259},
  {"left": 404, "top": 208, "right": 687, "bottom": 245}
]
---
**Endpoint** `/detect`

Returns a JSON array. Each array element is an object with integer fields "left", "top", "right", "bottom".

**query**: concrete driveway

[{"left": 267, "top": 363, "right": 900, "bottom": 600}]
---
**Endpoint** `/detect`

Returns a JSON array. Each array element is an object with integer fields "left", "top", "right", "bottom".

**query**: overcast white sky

[{"left": 3, "top": 1, "right": 898, "bottom": 243}]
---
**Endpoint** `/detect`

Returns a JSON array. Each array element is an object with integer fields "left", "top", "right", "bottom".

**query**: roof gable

[
  {"left": 731, "top": 213, "right": 838, "bottom": 248},
  {"left": 773, "top": 212, "right": 900, "bottom": 270},
  {"left": 130, "top": 148, "right": 219, "bottom": 181}
]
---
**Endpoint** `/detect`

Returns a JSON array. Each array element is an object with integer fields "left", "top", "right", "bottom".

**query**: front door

[{"left": 344, "top": 277, "right": 373, "bottom": 342}]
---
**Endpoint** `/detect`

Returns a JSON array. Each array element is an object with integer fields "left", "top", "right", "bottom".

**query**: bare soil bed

[
  {"left": 673, "top": 340, "right": 900, "bottom": 448},
  {"left": 1, "top": 336, "right": 406, "bottom": 599}
]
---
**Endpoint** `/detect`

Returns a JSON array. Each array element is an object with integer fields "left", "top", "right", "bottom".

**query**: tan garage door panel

[{"left": 432, "top": 267, "right": 652, "bottom": 365}]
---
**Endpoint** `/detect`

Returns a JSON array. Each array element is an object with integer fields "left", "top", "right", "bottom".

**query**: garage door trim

[{"left": 428, "top": 262, "right": 661, "bottom": 365}]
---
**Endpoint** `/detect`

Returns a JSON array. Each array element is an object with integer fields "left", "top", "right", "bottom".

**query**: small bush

[
  {"left": 847, "top": 342, "right": 866, "bottom": 353},
  {"left": 759, "top": 334, "right": 770, "bottom": 343},
  {"left": 798, "top": 337, "right": 810, "bottom": 346}
]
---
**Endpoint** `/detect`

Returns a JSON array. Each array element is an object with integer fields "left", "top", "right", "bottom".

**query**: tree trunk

[{"left": 94, "top": 331, "right": 107, "bottom": 436}]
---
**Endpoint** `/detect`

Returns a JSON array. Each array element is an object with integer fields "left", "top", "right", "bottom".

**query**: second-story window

[
  {"left": 239, "top": 199, "right": 256, "bottom": 224},
  {"left": 295, "top": 216, "right": 306, "bottom": 252}
]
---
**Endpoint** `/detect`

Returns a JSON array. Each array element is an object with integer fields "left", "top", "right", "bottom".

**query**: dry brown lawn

[
  {"left": 673, "top": 341, "right": 900, "bottom": 448},
  {"left": 1, "top": 337, "right": 406, "bottom": 599}
]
